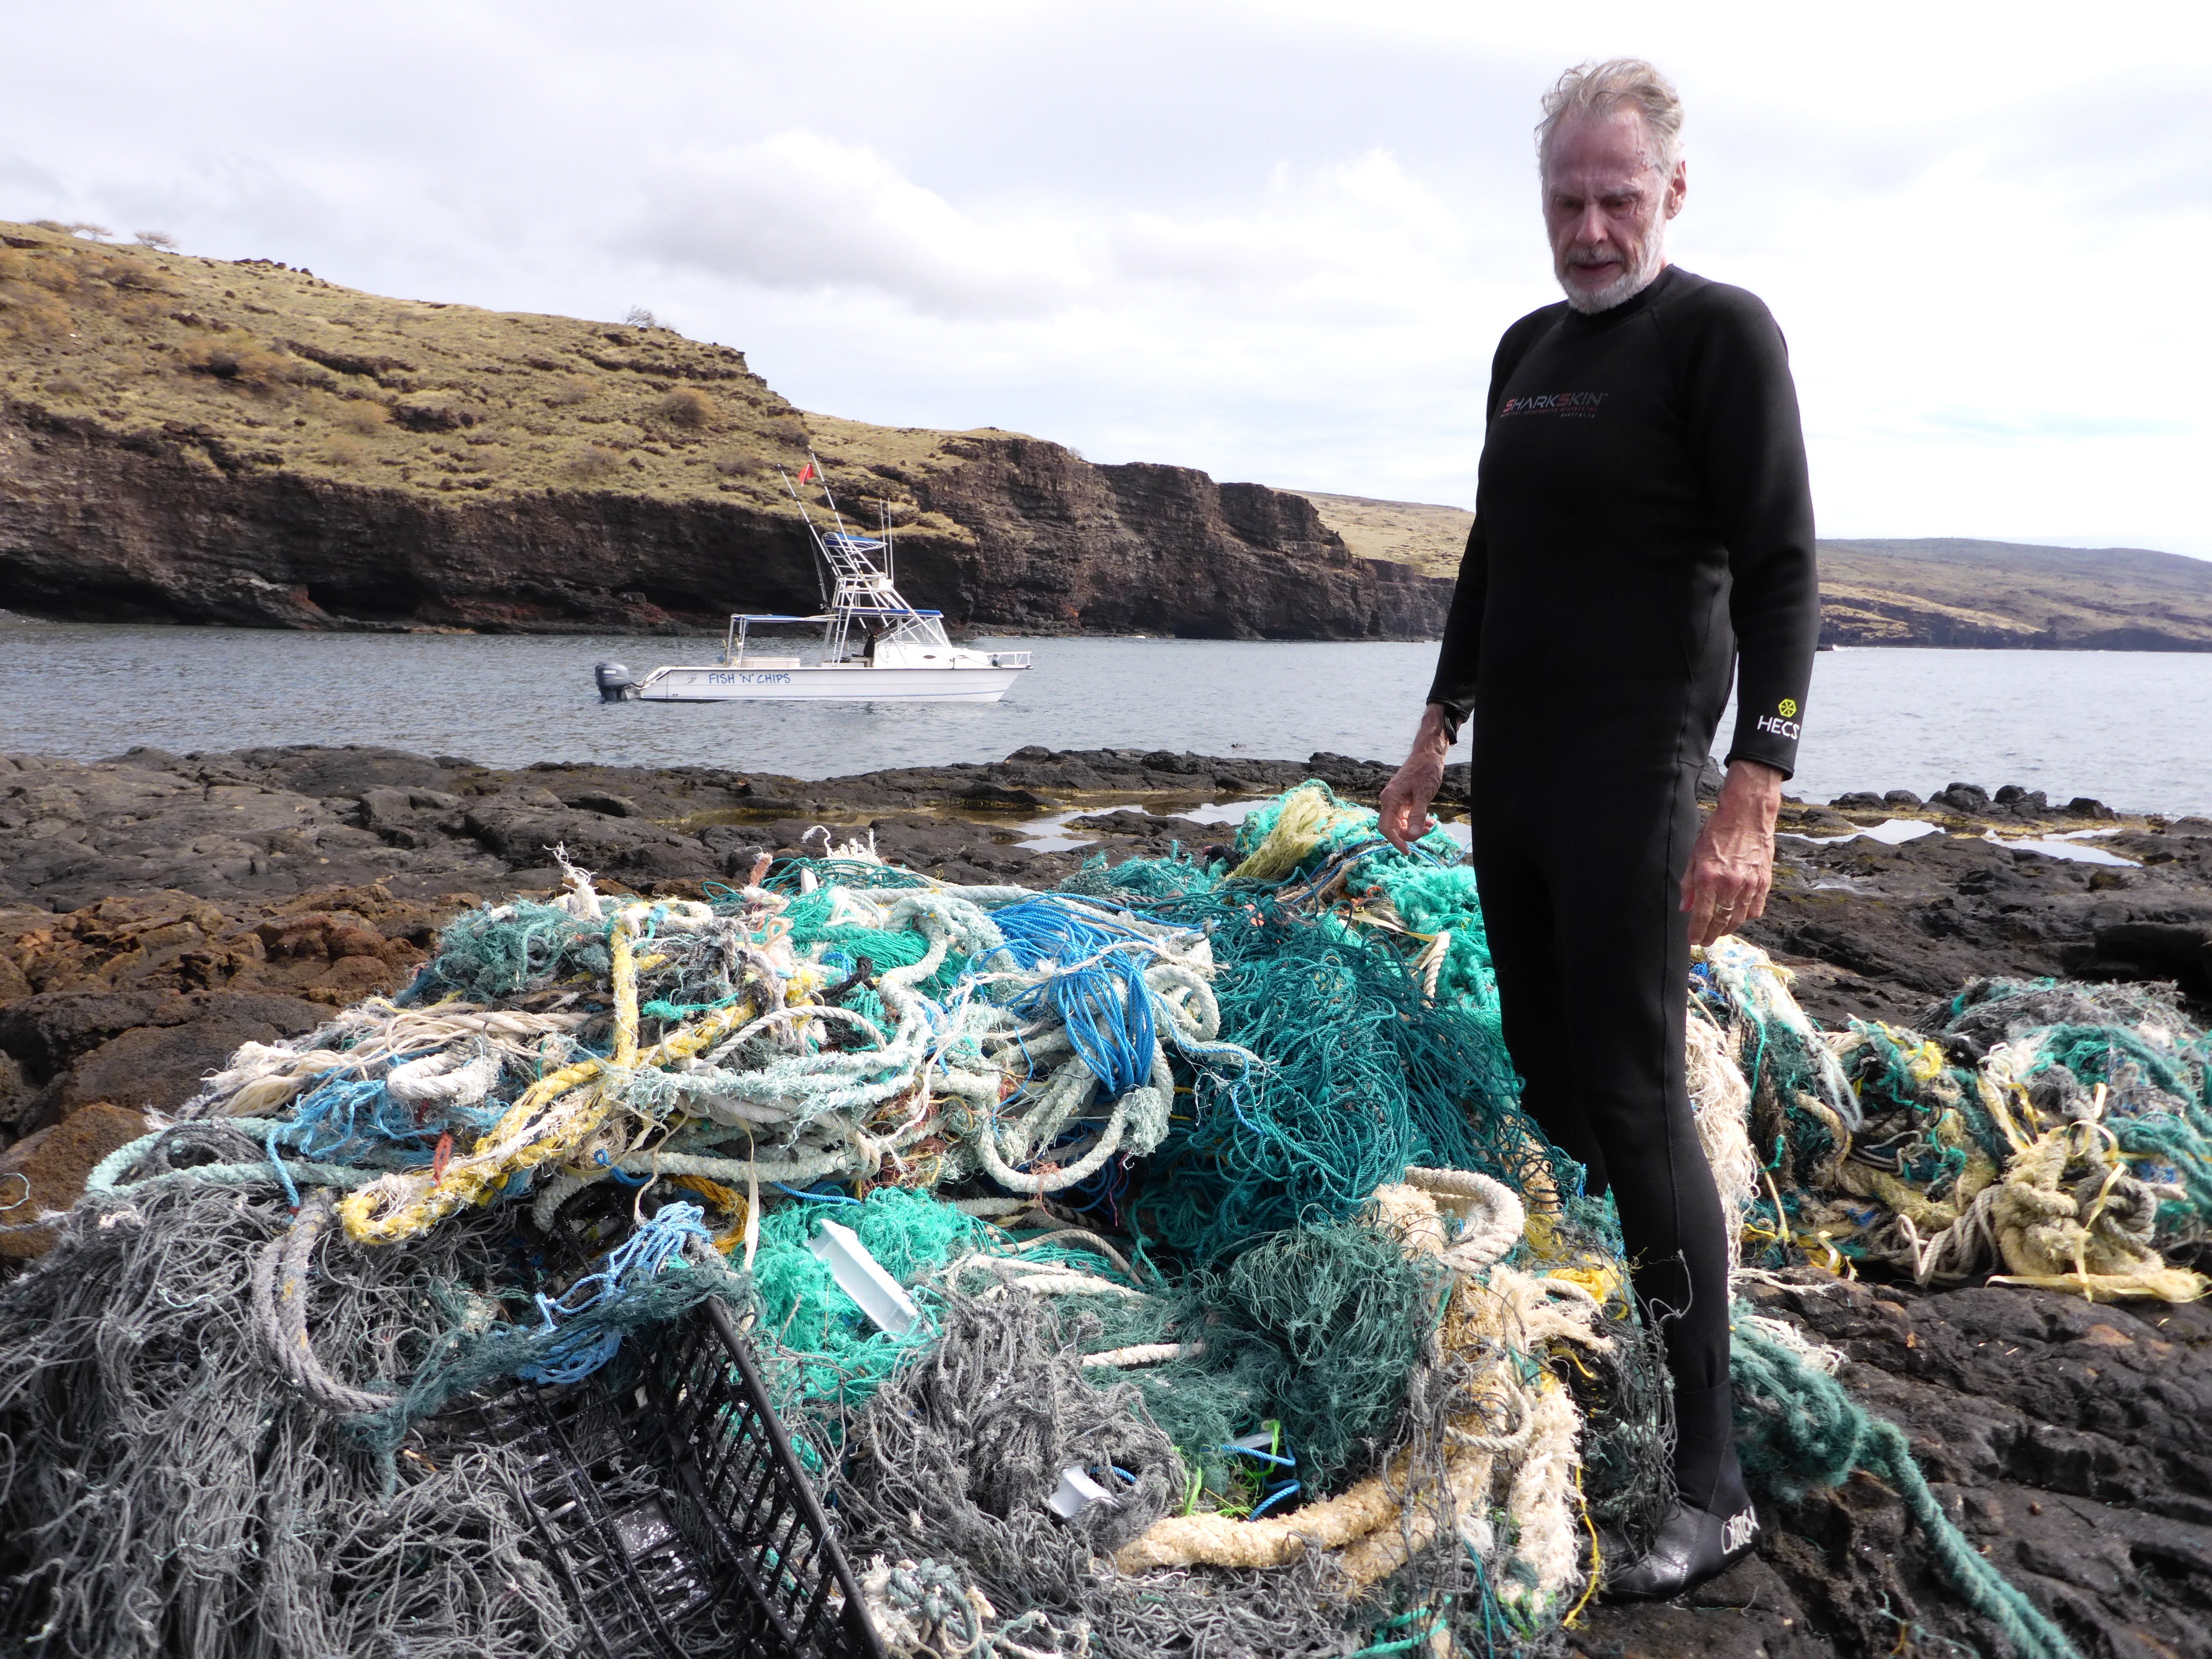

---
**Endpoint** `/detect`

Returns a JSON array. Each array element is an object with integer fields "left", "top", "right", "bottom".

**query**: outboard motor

[{"left": 594, "top": 660, "right": 639, "bottom": 702}]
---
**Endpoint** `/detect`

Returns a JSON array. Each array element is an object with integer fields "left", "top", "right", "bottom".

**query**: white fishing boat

[{"left": 599, "top": 464, "right": 1030, "bottom": 704}]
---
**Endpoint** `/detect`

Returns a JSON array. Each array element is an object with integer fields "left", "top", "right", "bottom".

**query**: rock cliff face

[
  {"left": 887, "top": 434, "right": 1451, "bottom": 638},
  {"left": 0, "top": 222, "right": 1450, "bottom": 639},
  {"left": 0, "top": 406, "right": 1453, "bottom": 640}
]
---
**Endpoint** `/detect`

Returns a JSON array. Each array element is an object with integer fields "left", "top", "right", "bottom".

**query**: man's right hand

[{"left": 1380, "top": 703, "right": 1456, "bottom": 852}]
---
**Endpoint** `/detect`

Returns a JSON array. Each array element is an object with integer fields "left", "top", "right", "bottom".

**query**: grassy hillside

[
  {"left": 1817, "top": 538, "right": 2212, "bottom": 649},
  {"left": 0, "top": 219, "right": 975, "bottom": 538},
  {"left": 1291, "top": 491, "right": 1471, "bottom": 577}
]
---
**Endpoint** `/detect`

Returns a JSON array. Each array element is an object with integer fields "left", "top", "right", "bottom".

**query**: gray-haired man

[{"left": 1381, "top": 58, "right": 1819, "bottom": 1598}]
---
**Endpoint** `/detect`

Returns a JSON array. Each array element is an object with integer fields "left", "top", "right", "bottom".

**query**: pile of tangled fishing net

[
  {"left": 1692, "top": 937, "right": 2212, "bottom": 1303},
  {"left": 0, "top": 786, "right": 2152, "bottom": 1659}
]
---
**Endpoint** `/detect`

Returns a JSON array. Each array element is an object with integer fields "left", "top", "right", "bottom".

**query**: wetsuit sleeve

[
  {"left": 1425, "top": 319, "right": 1539, "bottom": 740},
  {"left": 1680, "top": 292, "right": 1820, "bottom": 777},
  {"left": 1423, "top": 512, "right": 1486, "bottom": 742}
]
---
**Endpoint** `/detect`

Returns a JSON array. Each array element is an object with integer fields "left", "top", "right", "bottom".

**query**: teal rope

[
  {"left": 87, "top": 1121, "right": 384, "bottom": 1199},
  {"left": 99, "top": 1160, "right": 380, "bottom": 1198},
  {"left": 1731, "top": 1315, "right": 2079, "bottom": 1659}
]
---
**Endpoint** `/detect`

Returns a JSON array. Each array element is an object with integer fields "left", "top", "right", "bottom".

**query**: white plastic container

[
  {"left": 1047, "top": 1465, "right": 1113, "bottom": 1519},
  {"left": 808, "top": 1219, "right": 920, "bottom": 1336}
]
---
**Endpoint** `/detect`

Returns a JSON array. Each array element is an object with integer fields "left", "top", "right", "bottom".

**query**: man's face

[{"left": 1542, "top": 109, "right": 1686, "bottom": 314}]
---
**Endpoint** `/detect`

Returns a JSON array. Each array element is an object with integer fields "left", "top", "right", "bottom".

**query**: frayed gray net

[
  {"left": 827, "top": 1295, "right": 1382, "bottom": 1659},
  {"left": 0, "top": 1180, "right": 575, "bottom": 1659}
]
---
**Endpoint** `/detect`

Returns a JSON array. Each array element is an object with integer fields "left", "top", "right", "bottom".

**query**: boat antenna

[
  {"left": 803, "top": 449, "right": 862, "bottom": 544},
  {"left": 777, "top": 464, "right": 834, "bottom": 608},
  {"left": 879, "top": 498, "right": 894, "bottom": 585}
]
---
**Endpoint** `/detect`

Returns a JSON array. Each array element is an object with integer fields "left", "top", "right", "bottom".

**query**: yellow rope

[
  {"left": 1562, "top": 1463, "right": 1602, "bottom": 1627},
  {"left": 610, "top": 914, "right": 640, "bottom": 1068},
  {"left": 672, "top": 1174, "right": 751, "bottom": 1251},
  {"left": 339, "top": 910, "right": 761, "bottom": 1243}
]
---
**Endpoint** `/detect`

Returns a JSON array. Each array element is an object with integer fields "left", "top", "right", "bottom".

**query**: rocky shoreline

[{"left": 3, "top": 741, "right": 2208, "bottom": 1656}]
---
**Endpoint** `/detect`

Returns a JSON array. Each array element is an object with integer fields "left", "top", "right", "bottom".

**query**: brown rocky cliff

[
  {"left": 885, "top": 433, "right": 1452, "bottom": 637},
  {"left": 0, "top": 222, "right": 1451, "bottom": 639},
  {"left": 2, "top": 403, "right": 860, "bottom": 632}
]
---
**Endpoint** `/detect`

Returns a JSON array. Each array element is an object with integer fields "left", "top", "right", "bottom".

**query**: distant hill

[
  {"left": 1816, "top": 539, "right": 2212, "bottom": 651},
  {"left": 1291, "top": 492, "right": 2212, "bottom": 652},
  {"left": 1292, "top": 492, "right": 1474, "bottom": 577}
]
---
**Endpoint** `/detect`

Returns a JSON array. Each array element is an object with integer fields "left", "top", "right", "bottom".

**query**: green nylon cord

[{"left": 1732, "top": 1314, "right": 2080, "bottom": 1659}]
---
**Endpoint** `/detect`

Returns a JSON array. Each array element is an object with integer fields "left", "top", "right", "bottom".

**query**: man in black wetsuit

[{"left": 1380, "top": 59, "right": 1819, "bottom": 1599}]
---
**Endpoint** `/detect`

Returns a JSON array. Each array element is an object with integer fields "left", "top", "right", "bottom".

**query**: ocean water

[{"left": 3, "top": 620, "right": 2209, "bottom": 817}]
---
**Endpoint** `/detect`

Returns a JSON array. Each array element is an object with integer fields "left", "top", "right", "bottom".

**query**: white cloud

[
  {"left": 632, "top": 133, "right": 1088, "bottom": 318},
  {"left": 3, "top": 0, "right": 2208, "bottom": 554}
]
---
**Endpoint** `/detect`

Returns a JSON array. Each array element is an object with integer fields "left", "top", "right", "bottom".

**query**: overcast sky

[{"left": 8, "top": 0, "right": 2208, "bottom": 554}]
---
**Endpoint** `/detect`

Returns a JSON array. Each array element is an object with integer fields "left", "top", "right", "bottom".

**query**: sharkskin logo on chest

[{"left": 1498, "top": 391, "right": 1609, "bottom": 418}]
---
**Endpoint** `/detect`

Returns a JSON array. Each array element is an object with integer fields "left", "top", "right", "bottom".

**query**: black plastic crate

[{"left": 471, "top": 1297, "right": 886, "bottom": 1659}]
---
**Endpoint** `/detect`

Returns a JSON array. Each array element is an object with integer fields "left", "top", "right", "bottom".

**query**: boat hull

[{"left": 635, "top": 664, "right": 1026, "bottom": 703}]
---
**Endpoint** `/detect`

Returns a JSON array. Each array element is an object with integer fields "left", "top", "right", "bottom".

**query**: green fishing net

[
  {"left": 749, "top": 1186, "right": 989, "bottom": 1438},
  {"left": 407, "top": 899, "right": 605, "bottom": 1003}
]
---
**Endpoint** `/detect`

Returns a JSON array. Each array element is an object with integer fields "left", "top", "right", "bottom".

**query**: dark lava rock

[
  {"left": 0, "top": 1101, "right": 150, "bottom": 1259},
  {"left": 560, "top": 791, "right": 647, "bottom": 818},
  {"left": 0, "top": 987, "right": 330, "bottom": 1136},
  {"left": 1068, "top": 809, "right": 1220, "bottom": 842},
  {"left": 1934, "top": 781, "right": 1991, "bottom": 813},
  {"left": 1995, "top": 783, "right": 2052, "bottom": 813},
  {"left": 460, "top": 801, "right": 719, "bottom": 879},
  {"left": 1306, "top": 751, "right": 1398, "bottom": 794},
  {"left": 208, "top": 743, "right": 473, "bottom": 800},
  {"left": 697, "top": 824, "right": 772, "bottom": 879},
  {"left": 1790, "top": 806, "right": 1858, "bottom": 835},
  {"left": 58, "top": 990, "right": 330, "bottom": 1114},
  {"left": 1747, "top": 803, "right": 2212, "bottom": 1028},
  {"left": 962, "top": 782, "right": 1059, "bottom": 809},
  {"left": 1575, "top": 1274, "right": 2212, "bottom": 1659},
  {"left": 2090, "top": 918, "right": 2212, "bottom": 992},
  {"left": 0, "top": 988, "right": 178, "bottom": 1081}
]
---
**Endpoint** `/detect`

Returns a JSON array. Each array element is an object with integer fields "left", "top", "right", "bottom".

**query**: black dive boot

[{"left": 1604, "top": 1382, "right": 1760, "bottom": 1601}]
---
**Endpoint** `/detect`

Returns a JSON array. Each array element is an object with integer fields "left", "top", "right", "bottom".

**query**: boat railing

[{"left": 988, "top": 651, "right": 1033, "bottom": 669}]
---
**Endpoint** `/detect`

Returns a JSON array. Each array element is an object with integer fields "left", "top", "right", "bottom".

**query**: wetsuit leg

[
  {"left": 1471, "top": 825, "right": 1609, "bottom": 1197},
  {"left": 1473, "top": 760, "right": 1732, "bottom": 1495}
]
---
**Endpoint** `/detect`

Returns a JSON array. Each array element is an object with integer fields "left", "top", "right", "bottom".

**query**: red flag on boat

[{"left": 796, "top": 462, "right": 815, "bottom": 484}]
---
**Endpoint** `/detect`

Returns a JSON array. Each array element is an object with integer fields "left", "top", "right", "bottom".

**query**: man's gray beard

[{"left": 1558, "top": 233, "right": 1667, "bottom": 315}]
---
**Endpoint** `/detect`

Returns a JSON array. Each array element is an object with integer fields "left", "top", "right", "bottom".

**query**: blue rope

[
  {"left": 263, "top": 1118, "right": 302, "bottom": 1209},
  {"left": 1249, "top": 1480, "right": 1301, "bottom": 1517},
  {"left": 516, "top": 1202, "right": 713, "bottom": 1384},
  {"left": 284, "top": 1070, "right": 506, "bottom": 1163},
  {"left": 774, "top": 1182, "right": 862, "bottom": 1205},
  {"left": 986, "top": 897, "right": 1159, "bottom": 1097}
]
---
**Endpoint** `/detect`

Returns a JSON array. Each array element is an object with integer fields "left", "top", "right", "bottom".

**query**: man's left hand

[{"left": 1681, "top": 759, "right": 1785, "bottom": 947}]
